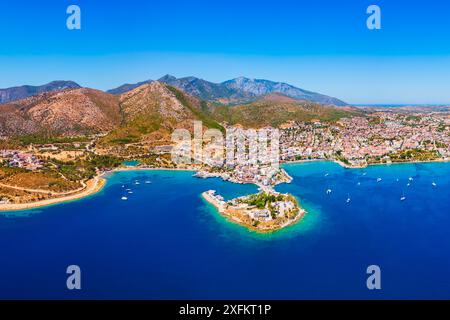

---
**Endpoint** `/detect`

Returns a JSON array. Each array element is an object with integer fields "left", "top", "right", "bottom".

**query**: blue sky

[{"left": 1, "top": 0, "right": 450, "bottom": 104}]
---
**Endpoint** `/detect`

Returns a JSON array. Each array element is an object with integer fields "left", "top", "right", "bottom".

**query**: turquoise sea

[{"left": 0, "top": 162, "right": 449, "bottom": 299}]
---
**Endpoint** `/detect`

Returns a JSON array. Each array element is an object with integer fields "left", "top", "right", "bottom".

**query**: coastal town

[
  {"left": 0, "top": 108, "right": 449, "bottom": 231},
  {"left": 280, "top": 111, "right": 450, "bottom": 167}
]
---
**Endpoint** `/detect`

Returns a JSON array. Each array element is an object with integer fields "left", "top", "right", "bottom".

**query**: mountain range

[
  {"left": 108, "top": 75, "right": 347, "bottom": 106},
  {"left": 0, "top": 81, "right": 81, "bottom": 104},
  {"left": 0, "top": 77, "right": 354, "bottom": 141}
]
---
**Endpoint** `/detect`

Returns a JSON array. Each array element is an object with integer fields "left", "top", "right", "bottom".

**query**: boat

[
  {"left": 326, "top": 189, "right": 332, "bottom": 195},
  {"left": 324, "top": 173, "right": 329, "bottom": 177},
  {"left": 407, "top": 183, "right": 411, "bottom": 187},
  {"left": 135, "top": 181, "right": 140, "bottom": 185},
  {"left": 400, "top": 196, "right": 406, "bottom": 201},
  {"left": 128, "top": 191, "right": 133, "bottom": 194},
  {"left": 346, "top": 194, "right": 351, "bottom": 204},
  {"left": 357, "top": 182, "right": 361, "bottom": 186},
  {"left": 121, "top": 197, "right": 128, "bottom": 201},
  {"left": 145, "top": 181, "right": 151, "bottom": 184},
  {"left": 432, "top": 182, "right": 437, "bottom": 187},
  {"left": 377, "top": 178, "right": 382, "bottom": 182},
  {"left": 409, "top": 177, "right": 414, "bottom": 182}
]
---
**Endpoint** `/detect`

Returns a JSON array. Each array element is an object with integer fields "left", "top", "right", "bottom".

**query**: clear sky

[{"left": 1, "top": 0, "right": 450, "bottom": 104}]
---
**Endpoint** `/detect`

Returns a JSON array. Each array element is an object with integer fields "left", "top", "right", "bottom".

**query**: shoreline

[
  {"left": 1, "top": 159, "right": 449, "bottom": 214},
  {"left": 283, "top": 158, "right": 450, "bottom": 169},
  {"left": 0, "top": 176, "right": 106, "bottom": 213},
  {"left": 0, "top": 167, "right": 196, "bottom": 213},
  {"left": 201, "top": 191, "right": 306, "bottom": 234}
]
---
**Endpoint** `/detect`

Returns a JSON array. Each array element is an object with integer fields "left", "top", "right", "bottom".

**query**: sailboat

[
  {"left": 346, "top": 194, "right": 351, "bottom": 204},
  {"left": 326, "top": 188, "right": 332, "bottom": 195},
  {"left": 400, "top": 194, "right": 406, "bottom": 201}
]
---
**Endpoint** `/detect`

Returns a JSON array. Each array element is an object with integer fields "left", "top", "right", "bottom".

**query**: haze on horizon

[{"left": 1, "top": 0, "right": 450, "bottom": 105}]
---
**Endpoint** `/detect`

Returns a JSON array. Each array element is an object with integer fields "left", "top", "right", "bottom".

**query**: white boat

[
  {"left": 346, "top": 194, "right": 351, "bottom": 204},
  {"left": 128, "top": 191, "right": 133, "bottom": 194},
  {"left": 135, "top": 181, "right": 140, "bottom": 185},
  {"left": 409, "top": 177, "right": 414, "bottom": 182},
  {"left": 363, "top": 173, "right": 367, "bottom": 176},
  {"left": 326, "top": 189, "right": 332, "bottom": 195},
  {"left": 400, "top": 196, "right": 406, "bottom": 201},
  {"left": 377, "top": 178, "right": 382, "bottom": 182},
  {"left": 357, "top": 182, "right": 361, "bottom": 186},
  {"left": 324, "top": 173, "right": 329, "bottom": 177},
  {"left": 407, "top": 183, "right": 411, "bottom": 187},
  {"left": 145, "top": 181, "right": 151, "bottom": 184},
  {"left": 121, "top": 196, "right": 128, "bottom": 201},
  {"left": 432, "top": 182, "right": 437, "bottom": 187}
]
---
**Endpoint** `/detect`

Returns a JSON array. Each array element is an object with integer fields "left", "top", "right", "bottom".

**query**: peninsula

[{"left": 202, "top": 190, "right": 304, "bottom": 233}]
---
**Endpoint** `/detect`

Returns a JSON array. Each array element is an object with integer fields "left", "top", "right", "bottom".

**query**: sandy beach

[
  {"left": 0, "top": 176, "right": 106, "bottom": 212},
  {"left": 0, "top": 166, "right": 196, "bottom": 213}
]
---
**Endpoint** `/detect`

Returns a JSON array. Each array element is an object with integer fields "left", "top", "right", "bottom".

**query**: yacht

[
  {"left": 121, "top": 196, "right": 128, "bottom": 201},
  {"left": 326, "top": 189, "right": 332, "bottom": 195},
  {"left": 377, "top": 178, "right": 382, "bottom": 183}
]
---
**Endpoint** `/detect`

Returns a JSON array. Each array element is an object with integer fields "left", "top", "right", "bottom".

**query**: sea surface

[{"left": 0, "top": 162, "right": 450, "bottom": 299}]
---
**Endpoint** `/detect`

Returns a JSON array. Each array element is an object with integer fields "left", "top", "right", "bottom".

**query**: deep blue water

[{"left": 0, "top": 162, "right": 449, "bottom": 299}]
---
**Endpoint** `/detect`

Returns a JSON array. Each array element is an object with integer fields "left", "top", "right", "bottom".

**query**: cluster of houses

[
  {"left": 279, "top": 112, "right": 450, "bottom": 165},
  {"left": 0, "top": 150, "right": 43, "bottom": 171}
]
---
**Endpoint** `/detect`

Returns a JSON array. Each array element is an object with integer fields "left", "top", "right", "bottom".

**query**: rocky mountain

[
  {"left": 0, "top": 81, "right": 224, "bottom": 140},
  {"left": 0, "top": 81, "right": 81, "bottom": 104},
  {"left": 212, "top": 93, "right": 358, "bottom": 128},
  {"left": 103, "top": 81, "right": 223, "bottom": 144},
  {"left": 109, "top": 75, "right": 347, "bottom": 106},
  {"left": 222, "top": 77, "right": 347, "bottom": 106},
  {"left": 0, "top": 79, "right": 351, "bottom": 141},
  {"left": 0, "top": 88, "right": 121, "bottom": 136},
  {"left": 107, "top": 80, "right": 152, "bottom": 95}
]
